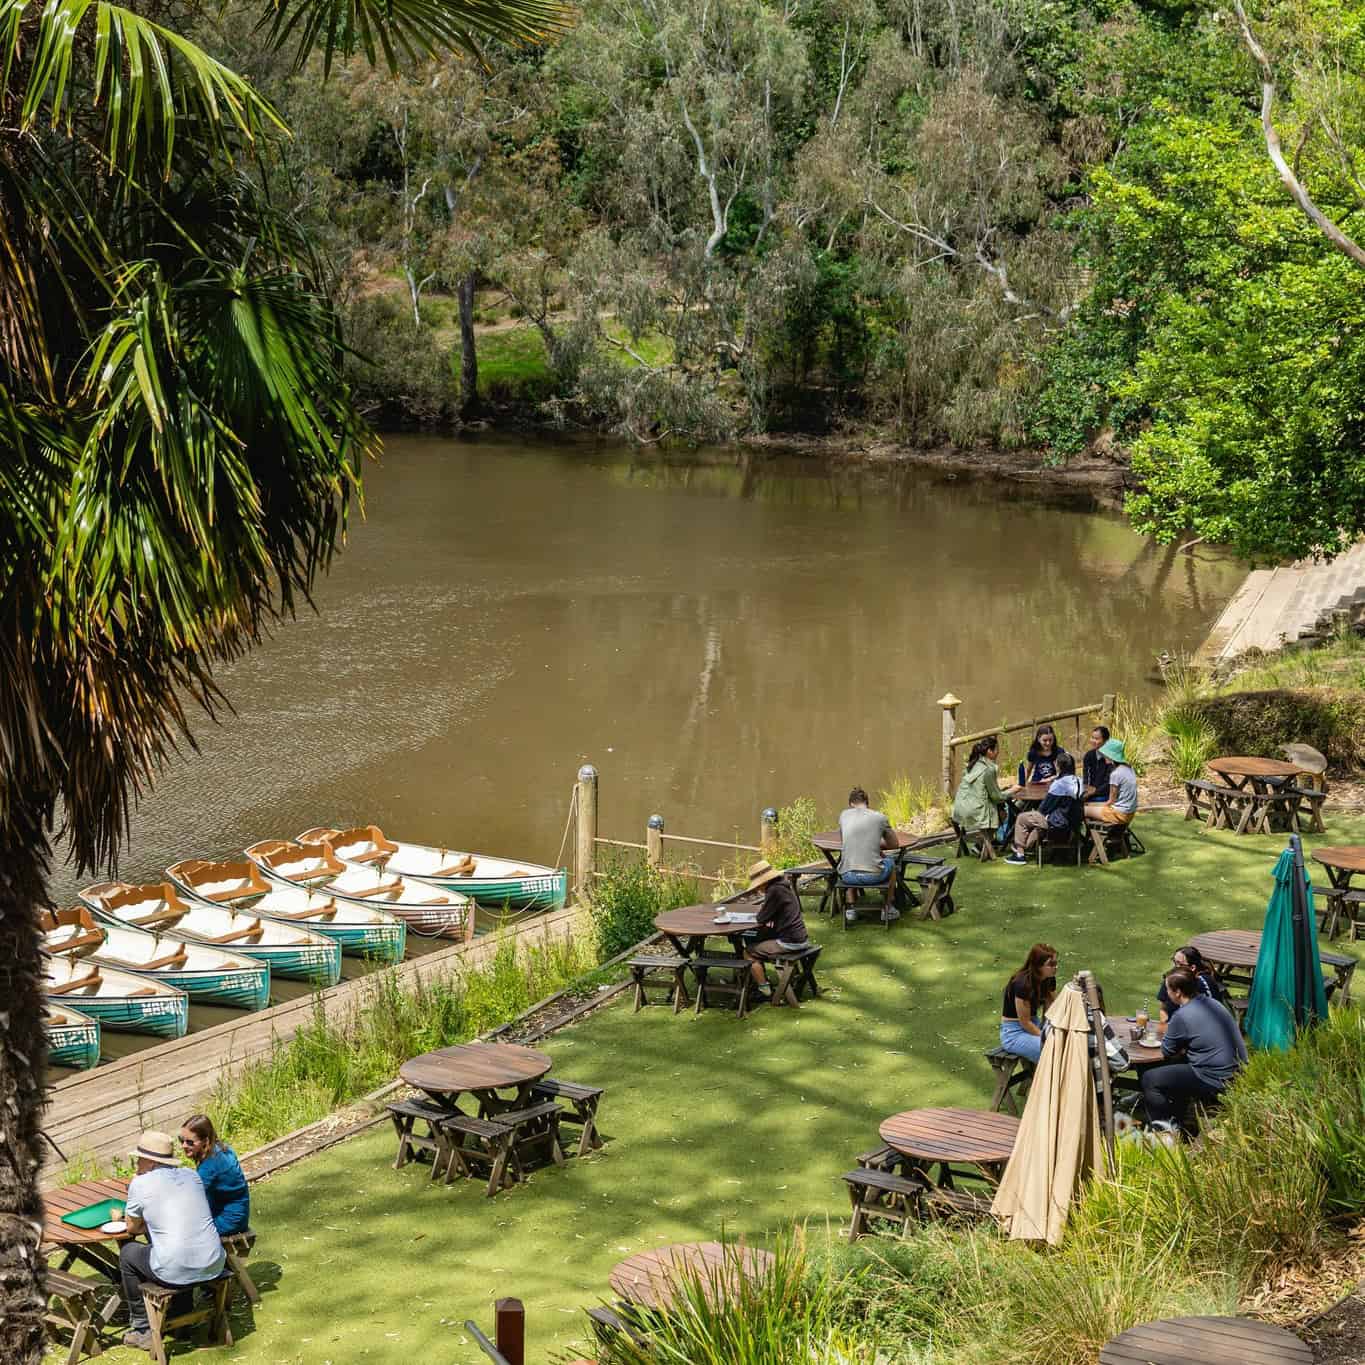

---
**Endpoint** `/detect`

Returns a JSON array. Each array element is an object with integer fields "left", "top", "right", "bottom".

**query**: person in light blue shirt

[
  {"left": 180, "top": 1114, "right": 250, "bottom": 1236},
  {"left": 120, "top": 1130, "right": 227, "bottom": 1349}
]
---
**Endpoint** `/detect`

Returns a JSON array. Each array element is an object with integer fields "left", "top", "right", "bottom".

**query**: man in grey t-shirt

[
  {"left": 837, "top": 788, "right": 898, "bottom": 922},
  {"left": 1141, "top": 972, "right": 1247, "bottom": 1129}
]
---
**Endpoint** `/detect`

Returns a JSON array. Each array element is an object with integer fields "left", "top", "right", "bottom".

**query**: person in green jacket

[{"left": 952, "top": 736, "right": 1008, "bottom": 833}]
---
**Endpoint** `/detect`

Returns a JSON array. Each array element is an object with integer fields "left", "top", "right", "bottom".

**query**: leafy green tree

[{"left": 0, "top": 0, "right": 565, "bottom": 1353}]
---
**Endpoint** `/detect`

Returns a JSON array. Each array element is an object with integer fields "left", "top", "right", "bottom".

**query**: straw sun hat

[
  {"left": 132, "top": 1130, "right": 179, "bottom": 1167},
  {"left": 746, "top": 859, "right": 782, "bottom": 892}
]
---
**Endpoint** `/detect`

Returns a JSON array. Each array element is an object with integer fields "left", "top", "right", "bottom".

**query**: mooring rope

[{"left": 554, "top": 783, "right": 578, "bottom": 876}]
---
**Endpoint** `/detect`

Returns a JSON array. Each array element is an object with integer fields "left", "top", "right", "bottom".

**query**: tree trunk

[
  {"left": 0, "top": 808, "right": 52, "bottom": 1365},
  {"left": 458, "top": 271, "right": 479, "bottom": 420}
]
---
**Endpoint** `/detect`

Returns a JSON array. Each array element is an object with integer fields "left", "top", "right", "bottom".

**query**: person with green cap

[{"left": 1084, "top": 737, "right": 1138, "bottom": 825}]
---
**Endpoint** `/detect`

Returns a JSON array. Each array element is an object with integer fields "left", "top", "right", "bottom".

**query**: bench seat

[
  {"left": 530, "top": 1078, "right": 605, "bottom": 1156},
  {"left": 842, "top": 1166, "right": 925, "bottom": 1238}
]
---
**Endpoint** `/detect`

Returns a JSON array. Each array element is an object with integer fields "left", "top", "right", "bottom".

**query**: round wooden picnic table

[
  {"left": 42, "top": 1177, "right": 132, "bottom": 1280},
  {"left": 811, "top": 829, "right": 926, "bottom": 912},
  {"left": 1109, "top": 1016, "right": 1165, "bottom": 1067},
  {"left": 654, "top": 903, "right": 753, "bottom": 956},
  {"left": 1312, "top": 845, "right": 1365, "bottom": 885},
  {"left": 1099, "top": 1314, "right": 1311, "bottom": 1364},
  {"left": 1189, "top": 929, "right": 1358, "bottom": 1004},
  {"left": 609, "top": 1241, "right": 774, "bottom": 1312},
  {"left": 400, "top": 1041, "right": 551, "bottom": 1114},
  {"left": 1008, "top": 782, "right": 1052, "bottom": 806},
  {"left": 1206, "top": 756, "right": 1304, "bottom": 785},
  {"left": 880, "top": 1107, "right": 1018, "bottom": 1185}
]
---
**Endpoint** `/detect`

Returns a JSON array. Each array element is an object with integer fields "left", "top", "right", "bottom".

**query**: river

[{"left": 48, "top": 435, "right": 1245, "bottom": 1062}]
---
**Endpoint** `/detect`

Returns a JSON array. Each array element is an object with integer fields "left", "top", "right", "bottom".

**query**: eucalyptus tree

[{"left": 0, "top": 0, "right": 565, "bottom": 1352}]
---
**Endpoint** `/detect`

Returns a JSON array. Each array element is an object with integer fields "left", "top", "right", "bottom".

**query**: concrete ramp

[{"left": 1197, "top": 542, "right": 1365, "bottom": 666}]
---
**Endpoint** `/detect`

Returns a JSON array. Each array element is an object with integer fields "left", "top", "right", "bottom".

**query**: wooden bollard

[
  {"left": 937, "top": 693, "right": 962, "bottom": 797},
  {"left": 647, "top": 814, "right": 664, "bottom": 868},
  {"left": 760, "top": 807, "right": 778, "bottom": 856},
  {"left": 494, "top": 1298, "right": 525, "bottom": 1365},
  {"left": 574, "top": 764, "right": 598, "bottom": 904}
]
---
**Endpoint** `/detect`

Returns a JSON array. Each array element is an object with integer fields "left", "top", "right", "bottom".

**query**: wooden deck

[{"left": 42, "top": 906, "right": 582, "bottom": 1177}]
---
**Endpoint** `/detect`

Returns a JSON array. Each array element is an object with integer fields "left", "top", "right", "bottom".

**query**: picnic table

[
  {"left": 810, "top": 829, "right": 939, "bottom": 913},
  {"left": 1311, "top": 846, "right": 1365, "bottom": 939},
  {"left": 608, "top": 1242, "right": 773, "bottom": 1312},
  {"left": 1189, "top": 929, "right": 1356, "bottom": 1005},
  {"left": 1008, "top": 782, "right": 1052, "bottom": 807},
  {"left": 1204, "top": 756, "right": 1308, "bottom": 834},
  {"left": 879, "top": 1107, "right": 1018, "bottom": 1187},
  {"left": 399, "top": 1041, "right": 552, "bottom": 1116},
  {"left": 653, "top": 903, "right": 756, "bottom": 957},
  {"left": 42, "top": 1177, "right": 132, "bottom": 1281},
  {"left": 1100, "top": 1315, "right": 1311, "bottom": 1364}
]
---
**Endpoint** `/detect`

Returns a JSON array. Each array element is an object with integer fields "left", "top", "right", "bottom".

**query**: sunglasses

[{"left": 179, "top": 1136, "right": 198, "bottom": 1147}]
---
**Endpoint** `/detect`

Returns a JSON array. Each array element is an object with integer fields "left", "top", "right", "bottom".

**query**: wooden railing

[{"left": 937, "top": 693, "right": 1117, "bottom": 795}]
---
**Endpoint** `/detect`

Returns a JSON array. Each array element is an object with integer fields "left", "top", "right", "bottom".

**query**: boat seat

[
  {"left": 137, "top": 945, "right": 190, "bottom": 970},
  {"left": 201, "top": 923, "right": 265, "bottom": 945},
  {"left": 48, "top": 969, "right": 103, "bottom": 995},
  {"left": 267, "top": 900, "right": 339, "bottom": 921},
  {"left": 432, "top": 856, "right": 478, "bottom": 877}
]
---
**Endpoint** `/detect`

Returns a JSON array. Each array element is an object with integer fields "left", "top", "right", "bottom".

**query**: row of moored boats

[{"left": 45, "top": 825, "right": 567, "bottom": 1068}]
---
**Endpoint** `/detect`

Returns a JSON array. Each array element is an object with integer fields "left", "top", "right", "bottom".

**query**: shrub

[
  {"left": 586, "top": 854, "right": 701, "bottom": 959},
  {"left": 1187, "top": 689, "right": 1365, "bottom": 771},
  {"left": 877, "top": 775, "right": 950, "bottom": 835},
  {"left": 1162, "top": 705, "right": 1218, "bottom": 782},
  {"left": 764, "top": 796, "right": 827, "bottom": 869},
  {"left": 341, "top": 293, "right": 455, "bottom": 424}
]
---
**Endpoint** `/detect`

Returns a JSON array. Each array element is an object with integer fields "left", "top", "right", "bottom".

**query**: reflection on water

[{"left": 48, "top": 436, "right": 1244, "bottom": 1063}]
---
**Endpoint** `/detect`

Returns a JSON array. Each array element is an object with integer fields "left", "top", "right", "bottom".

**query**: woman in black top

[
  {"left": 1022, "top": 725, "right": 1070, "bottom": 785},
  {"left": 1156, "top": 946, "right": 1227, "bottom": 1032},
  {"left": 999, "top": 942, "right": 1058, "bottom": 1063},
  {"left": 1083, "top": 725, "right": 1112, "bottom": 799}
]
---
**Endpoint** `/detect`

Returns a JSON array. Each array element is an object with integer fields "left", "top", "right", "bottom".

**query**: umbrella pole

[
  {"left": 1289, "top": 833, "right": 1319, "bottom": 1029},
  {"left": 1078, "top": 971, "right": 1116, "bottom": 1169}
]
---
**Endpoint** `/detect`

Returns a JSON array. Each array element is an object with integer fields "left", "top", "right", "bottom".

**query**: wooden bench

[
  {"left": 953, "top": 822, "right": 997, "bottom": 862},
  {"left": 530, "top": 1078, "right": 605, "bottom": 1156},
  {"left": 921, "top": 1184, "right": 994, "bottom": 1224},
  {"left": 1285, "top": 784, "right": 1327, "bottom": 833},
  {"left": 1100, "top": 1314, "right": 1312, "bottom": 1364},
  {"left": 1313, "top": 885, "right": 1365, "bottom": 940},
  {"left": 689, "top": 955, "right": 756, "bottom": 1018},
  {"left": 436, "top": 1112, "right": 520, "bottom": 1195},
  {"left": 626, "top": 954, "right": 690, "bottom": 1013},
  {"left": 985, "top": 1046, "right": 1034, "bottom": 1116},
  {"left": 221, "top": 1229, "right": 260, "bottom": 1306},
  {"left": 495, "top": 1100, "right": 567, "bottom": 1172},
  {"left": 842, "top": 1166, "right": 925, "bottom": 1238},
  {"left": 44, "top": 1267, "right": 117, "bottom": 1365},
  {"left": 856, "top": 1143, "right": 908, "bottom": 1174},
  {"left": 770, "top": 943, "right": 822, "bottom": 1007},
  {"left": 1183, "top": 779, "right": 1233, "bottom": 824},
  {"left": 914, "top": 863, "right": 958, "bottom": 919},
  {"left": 140, "top": 1272, "right": 234, "bottom": 1365},
  {"left": 1086, "top": 820, "right": 1145, "bottom": 864},
  {"left": 784, "top": 860, "right": 838, "bottom": 915},
  {"left": 386, "top": 1096, "right": 453, "bottom": 1171}
]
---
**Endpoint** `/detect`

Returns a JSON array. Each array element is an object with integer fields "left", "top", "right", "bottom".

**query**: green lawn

[{"left": 72, "top": 811, "right": 1363, "bottom": 1364}]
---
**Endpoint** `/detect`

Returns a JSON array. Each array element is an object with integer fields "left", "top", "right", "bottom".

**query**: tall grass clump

[
  {"left": 877, "top": 775, "right": 950, "bottom": 835},
  {"left": 764, "top": 796, "right": 826, "bottom": 868},
  {"left": 586, "top": 853, "right": 702, "bottom": 959},
  {"left": 585, "top": 1232, "right": 877, "bottom": 1365},
  {"left": 207, "top": 929, "right": 596, "bottom": 1152},
  {"left": 1162, "top": 705, "right": 1218, "bottom": 782}
]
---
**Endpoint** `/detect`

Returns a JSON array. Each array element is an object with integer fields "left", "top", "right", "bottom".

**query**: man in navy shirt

[{"left": 1141, "top": 970, "right": 1247, "bottom": 1130}]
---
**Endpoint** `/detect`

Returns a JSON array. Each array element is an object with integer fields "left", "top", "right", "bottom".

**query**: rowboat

[
  {"left": 162, "top": 858, "right": 406, "bottom": 963},
  {"left": 245, "top": 840, "right": 474, "bottom": 940},
  {"left": 46, "top": 1003, "right": 101, "bottom": 1069},
  {"left": 43, "top": 954, "right": 188, "bottom": 1039},
  {"left": 83, "top": 878, "right": 342, "bottom": 988},
  {"left": 297, "top": 825, "right": 568, "bottom": 911},
  {"left": 39, "top": 907, "right": 270, "bottom": 1011}
]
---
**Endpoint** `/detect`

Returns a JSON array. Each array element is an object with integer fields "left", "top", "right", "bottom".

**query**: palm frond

[{"left": 256, "top": 0, "right": 574, "bottom": 74}]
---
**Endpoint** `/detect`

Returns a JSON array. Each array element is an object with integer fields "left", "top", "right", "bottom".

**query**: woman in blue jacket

[{"left": 179, "top": 1114, "right": 250, "bottom": 1236}]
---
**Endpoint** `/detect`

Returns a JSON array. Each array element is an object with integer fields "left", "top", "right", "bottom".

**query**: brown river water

[{"left": 48, "top": 435, "right": 1246, "bottom": 1063}]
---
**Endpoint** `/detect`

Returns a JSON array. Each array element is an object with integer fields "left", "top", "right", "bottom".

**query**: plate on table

[
  {"left": 1140, "top": 1035, "right": 1160, "bottom": 1048},
  {"left": 100, "top": 1220, "right": 128, "bottom": 1235}
]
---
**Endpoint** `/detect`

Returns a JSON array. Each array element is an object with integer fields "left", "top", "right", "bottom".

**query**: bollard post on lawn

[
  {"left": 494, "top": 1298, "right": 525, "bottom": 1365},
  {"left": 1102, "top": 693, "right": 1116, "bottom": 724},
  {"left": 760, "top": 807, "right": 778, "bottom": 858},
  {"left": 647, "top": 814, "right": 664, "bottom": 868},
  {"left": 938, "top": 693, "right": 962, "bottom": 798},
  {"left": 575, "top": 764, "right": 598, "bottom": 905}
]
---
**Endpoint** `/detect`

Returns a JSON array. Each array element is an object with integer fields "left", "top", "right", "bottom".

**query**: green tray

[{"left": 60, "top": 1198, "right": 126, "bottom": 1230}]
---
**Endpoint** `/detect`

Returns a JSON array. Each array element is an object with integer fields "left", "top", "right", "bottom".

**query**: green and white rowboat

[
  {"left": 46, "top": 1003, "right": 101, "bottom": 1069},
  {"left": 84, "top": 877, "right": 342, "bottom": 988},
  {"left": 297, "top": 825, "right": 568, "bottom": 911},
  {"left": 246, "top": 840, "right": 474, "bottom": 940},
  {"left": 40, "top": 906, "right": 270, "bottom": 1011},
  {"left": 43, "top": 954, "right": 188, "bottom": 1039},
  {"left": 164, "top": 857, "right": 406, "bottom": 963}
]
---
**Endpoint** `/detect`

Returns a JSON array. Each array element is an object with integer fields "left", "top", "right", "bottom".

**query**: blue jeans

[
  {"left": 1000, "top": 1017, "right": 1043, "bottom": 1064},
  {"left": 840, "top": 855, "right": 894, "bottom": 886}
]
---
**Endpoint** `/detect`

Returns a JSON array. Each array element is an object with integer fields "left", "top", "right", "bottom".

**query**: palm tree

[{"left": 0, "top": 0, "right": 567, "bottom": 1354}]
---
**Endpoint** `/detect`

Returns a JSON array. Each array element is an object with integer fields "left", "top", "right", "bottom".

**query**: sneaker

[
  {"left": 751, "top": 987, "right": 773, "bottom": 1004},
  {"left": 845, "top": 907, "right": 857, "bottom": 923},
  {"left": 1003, "top": 852, "right": 1028, "bottom": 865},
  {"left": 122, "top": 1331, "right": 154, "bottom": 1352},
  {"left": 881, "top": 907, "right": 901, "bottom": 921}
]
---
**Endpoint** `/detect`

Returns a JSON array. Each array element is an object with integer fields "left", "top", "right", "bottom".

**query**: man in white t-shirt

[
  {"left": 837, "top": 787, "right": 900, "bottom": 923},
  {"left": 119, "top": 1130, "right": 227, "bottom": 1350}
]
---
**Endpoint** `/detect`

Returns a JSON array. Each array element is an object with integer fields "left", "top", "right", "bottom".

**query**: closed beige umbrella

[{"left": 990, "top": 982, "right": 1102, "bottom": 1245}]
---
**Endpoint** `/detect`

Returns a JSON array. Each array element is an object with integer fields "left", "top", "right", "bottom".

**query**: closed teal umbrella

[{"left": 1246, "top": 840, "right": 1329, "bottom": 1051}]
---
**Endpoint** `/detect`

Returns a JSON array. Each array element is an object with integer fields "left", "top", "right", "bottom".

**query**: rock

[{"left": 1280, "top": 742, "right": 1328, "bottom": 774}]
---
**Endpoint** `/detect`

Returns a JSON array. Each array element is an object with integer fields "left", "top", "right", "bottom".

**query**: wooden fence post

[
  {"left": 1102, "top": 693, "right": 1116, "bottom": 724},
  {"left": 647, "top": 814, "right": 664, "bottom": 868},
  {"left": 494, "top": 1298, "right": 525, "bottom": 1365},
  {"left": 575, "top": 764, "right": 598, "bottom": 904},
  {"left": 760, "top": 807, "right": 778, "bottom": 857},
  {"left": 937, "top": 693, "right": 962, "bottom": 797}
]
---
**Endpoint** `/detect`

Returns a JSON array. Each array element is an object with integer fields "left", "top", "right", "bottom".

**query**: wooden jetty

[{"left": 42, "top": 906, "right": 581, "bottom": 1175}]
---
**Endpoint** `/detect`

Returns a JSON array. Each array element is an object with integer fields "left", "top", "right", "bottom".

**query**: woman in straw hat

[{"left": 743, "top": 859, "right": 809, "bottom": 1003}]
